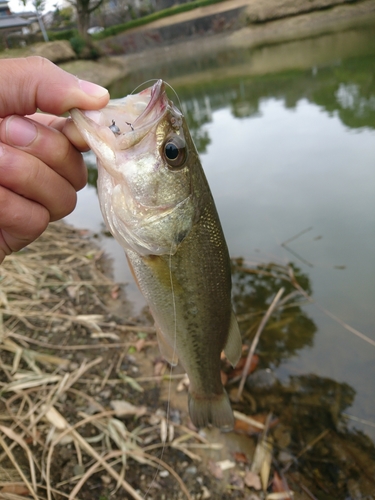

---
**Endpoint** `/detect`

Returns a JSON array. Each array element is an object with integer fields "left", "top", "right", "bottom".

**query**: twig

[
  {"left": 296, "top": 429, "right": 330, "bottom": 459},
  {"left": 236, "top": 287, "right": 285, "bottom": 400},
  {"left": 0, "top": 435, "right": 39, "bottom": 500},
  {"left": 6, "top": 331, "right": 156, "bottom": 350}
]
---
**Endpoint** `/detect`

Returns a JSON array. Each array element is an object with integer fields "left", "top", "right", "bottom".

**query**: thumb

[{"left": 0, "top": 56, "right": 109, "bottom": 118}]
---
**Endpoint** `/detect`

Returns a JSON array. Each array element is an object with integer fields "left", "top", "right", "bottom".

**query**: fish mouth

[
  {"left": 70, "top": 80, "right": 169, "bottom": 152},
  {"left": 134, "top": 79, "right": 167, "bottom": 127}
]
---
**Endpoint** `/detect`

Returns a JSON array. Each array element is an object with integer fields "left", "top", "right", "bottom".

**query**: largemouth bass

[{"left": 70, "top": 80, "right": 242, "bottom": 430}]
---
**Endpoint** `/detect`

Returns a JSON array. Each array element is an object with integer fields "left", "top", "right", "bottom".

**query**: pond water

[{"left": 66, "top": 21, "right": 375, "bottom": 445}]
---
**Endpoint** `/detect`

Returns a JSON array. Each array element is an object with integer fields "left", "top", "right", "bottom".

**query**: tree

[
  {"left": 68, "top": 0, "right": 105, "bottom": 39},
  {"left": 21, "top": 0, "right": 49, "bottom": 41}
]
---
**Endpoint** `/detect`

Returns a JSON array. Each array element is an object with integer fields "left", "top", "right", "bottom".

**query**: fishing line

[
  {"left": 164, "top": 81, "right": 183, "bottom": 112},
  {"left": 131, "top": 79, "right": 159, "bottom": 95},
  {"left": 131, "top": 80, "right": 184, "bottom": 113},
  {"left": 129, "top": 78, "right": 181, "bottom": 497},
  {"left": 143, "top": 246, "right": 178, "bottom": 499}
]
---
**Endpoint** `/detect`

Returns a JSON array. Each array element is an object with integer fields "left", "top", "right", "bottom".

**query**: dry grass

[{"left": 0, "top": 222, "right": 203, "bottom": 500}]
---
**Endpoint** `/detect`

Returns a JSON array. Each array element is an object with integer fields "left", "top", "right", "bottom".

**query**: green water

[{"left": 66, "top": 21, "right": 375, "bottom": 460}]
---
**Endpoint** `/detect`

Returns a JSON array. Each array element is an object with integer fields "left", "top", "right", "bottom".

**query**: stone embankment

[
  {"left": 2, "top": 0, "right": 375, "bottom": 88},
  {"left": 96, "top": 0, "right": 374, "bottom": 56}
]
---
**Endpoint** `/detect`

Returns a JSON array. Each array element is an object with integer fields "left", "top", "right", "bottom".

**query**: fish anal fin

[
  {"left": 188, "top": 389, "right": 234, "bottom": 431},
  {"left": 223, "top": 310, "right": 242, "bottom": 367},
  {"left": 155, "top": 323, "right": 178, "bottom": 366}
]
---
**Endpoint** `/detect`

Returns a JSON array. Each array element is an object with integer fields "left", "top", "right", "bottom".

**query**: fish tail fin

[{"left": 188, "top": 390, "right": 234, "bottom": 431}]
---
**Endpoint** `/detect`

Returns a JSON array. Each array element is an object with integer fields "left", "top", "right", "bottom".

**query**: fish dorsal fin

[
  {"left": 223, "top": 310, "right": 242, "bottom": 367},
  {"left": 155, "top": 322, "right": 179, "bottom": 366}
]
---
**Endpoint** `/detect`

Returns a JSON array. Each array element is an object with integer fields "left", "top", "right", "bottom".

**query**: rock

[
  {"left": 246, "top": 369, "right": 277, "bottom": 391},
  {"left": 30, "top": 41, "right": 76, "bottom": 63},
  {"left": 73, "top": 464, "right": 85, "bottom": 476}
]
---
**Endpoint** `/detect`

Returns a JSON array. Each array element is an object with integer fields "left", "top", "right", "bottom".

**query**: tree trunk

[{"left": 76, "top": 0, "right": 91, "bottom": 39}]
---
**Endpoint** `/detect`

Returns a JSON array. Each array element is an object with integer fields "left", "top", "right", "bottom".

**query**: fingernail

[
  {"left": 78, "top": 79, "right": 108, "bottom": 98},
  {"left": 6, "top": 116, "right": 37, "bottom": 147}
]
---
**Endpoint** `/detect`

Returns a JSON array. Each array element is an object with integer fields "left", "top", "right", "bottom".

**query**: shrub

[{"left": 69, "top": 34, "right": 86, "bottom": 56}]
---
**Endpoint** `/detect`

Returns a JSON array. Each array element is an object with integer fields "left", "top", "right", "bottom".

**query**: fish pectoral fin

[
  {"left": 223, "top": 310, "right": 242, "bottom": 367},
  {"left": 155, "top": 323, "right": 179, "bottom": 366}
]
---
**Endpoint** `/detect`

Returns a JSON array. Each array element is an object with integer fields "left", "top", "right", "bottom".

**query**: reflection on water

[
  {"left": 66, "top": 23, "right": 375, "bottom": 457},
  {"left": 232, "top": 260, "right": 316, "bottom": 367},
  {"left": 229, "top": 259, "right": 375, "bottom": 497}
]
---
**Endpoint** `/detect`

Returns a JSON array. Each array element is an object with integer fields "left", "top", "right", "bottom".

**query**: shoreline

[
  {"left": 60, "top": 0, "right": 375, "bottom": 88},
  {"left": 1, "top": 0, "right": 374, "bottom": 88}
]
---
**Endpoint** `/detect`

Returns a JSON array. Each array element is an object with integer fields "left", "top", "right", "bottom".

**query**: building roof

[{"left": 0, "top": 15, "right": 32, "bottom": 29}]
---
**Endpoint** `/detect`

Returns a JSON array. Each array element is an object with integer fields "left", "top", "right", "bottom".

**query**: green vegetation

[
  {"left": 92, "top": 0, "right": 228, "bottom": 40},
  {"left": 69, "top": 33, "right": 101, "bottom": 58},
  {"left": 42, "top": 0, "right": 227, "bottom": 48},
  {"left": 69, "top": 33, "right": 87, "bottom": 55},
  {"left": 47, "top": 29, "right": 77, "bottom": 41}
]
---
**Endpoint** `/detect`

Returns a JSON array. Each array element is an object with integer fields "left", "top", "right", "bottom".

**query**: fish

[{"left": 70, "top": 80, "right": 242, "bottom": 430}]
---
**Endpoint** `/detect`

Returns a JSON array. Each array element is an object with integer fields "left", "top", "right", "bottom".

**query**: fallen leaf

[
  {"left": 201, "top": 485, "right": 211, "bottom": 499},
  {"left": 24, "top": 431, "right": 41, "bottom": 444},
  {"left": 227, "top": 353, "right": 259, "bottom": 380},
  {"left": 266, "top": 493, "right": 294, "bottom": 500},
  {"left": 230, "top": 473, "right": 244, "bottom": 489},
  {"left": 217, "top": 459, "right": 235, "bottom": 471},
  {"left": 234, "top": 413, "right": 267, "bottom": 434},
  {"left": 42, "top": 405, "right": 68, "bottom": 430},
  {"left": 244, "top": 470, "right": 261, "bottom": 490},
  {"left": 110, "top": 400, "right": 147, "bottom": 418},
  {"left": 154, "top": 360, "right": 166, "bottom": 377},
  {"left": 160, "top": 417, "right": 167, "bottom": 443},
  {"left": 233, "top": 452, "right": 248, "bottom": 464},
  {"left": 118, "top": 373, "right": 144, "bottom": 392},
  {"left": 66, "top": 285, "right": 79, "bottom": 300},
  {"left": 91, "top": 331, "right": 120, "bottom": 340},
  {"left": 272, "top": 471, "right": 293, "bottom": 499},
  {"left": 111, "top": 285, "right": 120, "bottom": 299},
  {"left": 251, "top": 436, "right": 273, "bottom": 491},
  {"left": 135, "top": 338, "right": 146, "bottom": 352},
  {"left": 208, "top": 459, "right": 223, "bottom": 479},
  {"left": 176, "top": 374, "right": 190, "bottom": 392},
  {"left": 0, "top": 483, "right": 30, "bottom": 495}
]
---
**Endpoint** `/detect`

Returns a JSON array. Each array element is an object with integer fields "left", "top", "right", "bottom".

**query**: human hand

[{"left": 0, "top": 56, "right": 109, "bottom": 263}]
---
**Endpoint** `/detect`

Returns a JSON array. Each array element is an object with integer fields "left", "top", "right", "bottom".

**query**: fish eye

[{"left": 163, "top": 136, "right": 187, "bottom": 169}]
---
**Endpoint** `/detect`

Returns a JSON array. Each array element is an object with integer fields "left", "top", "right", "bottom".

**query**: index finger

[{"left": 0, "top": 56, "right": 109, "bottom": 118}]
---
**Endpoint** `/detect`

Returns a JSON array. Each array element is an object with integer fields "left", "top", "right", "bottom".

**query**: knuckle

[
  {"left": 25, "top": 204, "right": 50, "bottom": 241},
  {"left": 0, "top": 185, "right": 50, "bottom": 249},
  {"left": 50, "top": 188, "right": 77, "bottom": 222}
]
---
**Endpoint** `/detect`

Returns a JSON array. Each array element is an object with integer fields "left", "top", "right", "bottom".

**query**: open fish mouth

[{"left": 70, "top": 80, "right": 169, "bottom": 153}]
